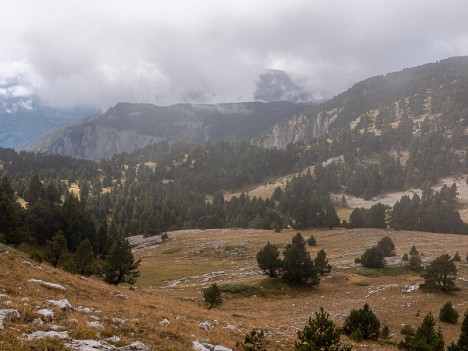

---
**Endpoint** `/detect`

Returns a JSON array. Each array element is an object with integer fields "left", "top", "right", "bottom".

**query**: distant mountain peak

[{"left": 254, "top": 69, "right": 313, "bottom": 103}]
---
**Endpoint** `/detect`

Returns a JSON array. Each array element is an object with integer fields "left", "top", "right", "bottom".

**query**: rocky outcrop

[
  {"left": 256, "top": 111, "right": 336, "bottom": 149},
  {"left": 40, "top": 125, "right": 162, "bottom": 161}
]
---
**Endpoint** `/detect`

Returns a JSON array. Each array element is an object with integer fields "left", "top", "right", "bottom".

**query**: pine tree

[
  {"left": 343, "top": 303, "right": 380, "bottom": 340},
  {"left": 399, "top": 313, "right": 444, "bottom": 351},
  {"left": 314, "top": 249, "right": 332, "bottom": 275},
  {"left": 103, "top": 237, "right": 141, "bottom": 285},
  {"left": 236, "top": 329, "right": 269, "bottom": 351},
  {"left": 422, "top": 254, "right": 458, "bottom": 292},
  {"left": 439, "top": 302, "right": 459, "bottom": 324},
  {"left": 295, "top": 307, "right": 352, "bottom": 351},
  {"left": 45, "top": 231, "right": 69, "bottom": 267},
  {"left": 409, "top": 245, "right": 419, "bottom": 256},
  {"left": 361, "top": 246, "right": 386, "bottom": 268},
  {"left": 282, "top": 233, "right": 319, "bottom": 285},
  {"left": 256, "top": 242, "right": 282, "bottom": 277},
  {"left": 74, "top": 239, "right": 95, "bottom": 276},
  {"left": 377, "top": 236, "right": 395, "bottom": 257},
  {"left": 202, "top": 283, "right": 222, "bottom": 309}
]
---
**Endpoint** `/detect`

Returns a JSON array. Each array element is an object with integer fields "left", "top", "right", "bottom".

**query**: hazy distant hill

[
  {"left": 39, "top": 101, "right": 303, "bottom": 160},
  {"left": 256, "top": 56, "right": 468, "bottom": 149},
  {"left": 0, "top": 95, "right": 95, "bottom": 150}
]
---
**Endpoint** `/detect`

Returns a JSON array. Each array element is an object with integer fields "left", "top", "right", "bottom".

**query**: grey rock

[
  {"left": 105, "top": 336, "right": 121, "bottom": 343},
  {"left": 159, "top": 318, "right": 170, "bottom": 327},
  {"left": 87, "top": 321, "right": 105, "bottom": 330},
  {"left": 38, "top": 308, "right": 54, "bottom": 321},
  {"left": 199, "top": 321, "right": 213, "bottom": 331},
  {"left": 117, "top": 341, "right": 150, "bottom": 351},
  {"left": 192, "top": 341, "right": 211, "bottom": 351},
  {"left": 28, "top": 279, "right": 66, "bottom": 291},
  {"left": 46, "top": 299, "right": 73, "bottom": 310},
  {"left": 112, "top": 317, "right": 127, "bottom": 324},
  {"left": 66, "top": 339, "right": 115, "bottom": 350},
  {"left": 214, "top": 346, "right": 232, "bottom": 351},
  {"left": 25, "top": 330, "right": 69, "bottom": 340}
]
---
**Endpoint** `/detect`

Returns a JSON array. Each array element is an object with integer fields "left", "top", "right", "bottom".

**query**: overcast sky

[{"left": 1, "top": 0, "right": 468, "bottom": 109}]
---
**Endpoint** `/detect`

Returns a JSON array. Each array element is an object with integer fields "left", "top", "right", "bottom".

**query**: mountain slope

[
  {"left": 39, "top": 101, "right": 303, "bottom": 160},
  {"left": 256, "top": 56, "right": 468, "bottom": 149},
  {"left": 0, "top": 95, "right": 95, "bottom": 150}
]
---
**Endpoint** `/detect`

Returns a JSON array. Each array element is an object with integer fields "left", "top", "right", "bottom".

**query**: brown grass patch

[{"left": 2, "top": 228, "right": 468, "bottom": 350}]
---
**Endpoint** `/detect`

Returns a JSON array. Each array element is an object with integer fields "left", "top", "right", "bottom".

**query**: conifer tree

[
  {"left": 202, "top": 283, "right": 222, "bottom": 309},
  {"left": 314, "top": 249, "right": 332, "bottom": 275},
  {"left": 399, "top": 313, "right": 444, "bottom": 351},
  {"left": 74, "top": 239, "right": 95, "bottom": 275},
  {"left": 422, "top": 254, "right": 458, "bottom": 292},
  {"left": 377, "top": 236, "right": 395, "bottom": 257},
  {"left": 295, "top": 307, "right": 352, "bottom": 351},
  {"left": 45, "top": 231, "right": 69, "bottom": 267},
  {"left": 103, "top": 237, "right": 140, "bottom": 285},
  {"left": 256, "top": 242, "right": 282, "bottom": 277},
  {"left": 343, "top": 303, "right": 380, "bottom": 340},
  {"left": 282, "top": 233, "right": 319, "bottom": 285}
]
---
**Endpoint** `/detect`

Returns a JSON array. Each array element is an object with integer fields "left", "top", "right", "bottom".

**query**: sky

[{"left": 1, "top": 0, "right": 468, "bottom": 110}]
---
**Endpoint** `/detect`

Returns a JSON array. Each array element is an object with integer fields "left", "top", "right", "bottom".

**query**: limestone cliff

[{"left": 40, "top": 125, "right": 162, "bottom": 161}]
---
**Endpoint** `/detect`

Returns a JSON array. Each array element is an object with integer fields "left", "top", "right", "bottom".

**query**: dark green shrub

[
  {"left": 343, "top": 303, "right": 380, "bottom": 339},
  {"left": 306, "top": 235, "right": 316, "bottom": 246},
  {"left": 402, "top": 253, "right": 409, "bottom": 261},
  {"left": 377, "top": 236, "right": 395, "bottom": 257},
  {"left": 400, "top": 324, "right": 415, "bottom": 336},
  {"left": 381, "top": 325, "right": 391, "bottom": 339},
  {"left": 236, "top": 329, "right": 268, "bottom": 351},
  {"left": 453, "top": 251, "right": 461, "bottom": 262},
  {"left": 202, "top": 283, "right": 222, "bottom": 309},
  {"left": 361, "top": 246, "right": 386, "bottom": 268},
  {"left": 30, "top": 250, "right": 43, "bottom": 263},
  {"left": 439, "top": 302, "right": 459, "bottom": 324}
]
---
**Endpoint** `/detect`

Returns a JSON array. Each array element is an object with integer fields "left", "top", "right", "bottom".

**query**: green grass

[
  {"left": 137, "top": 261, "right": 219, "bottom": 286},
  {"left": 219, "top": 283, "right": 262, "bottom": 296},
  {"left": 358, "top": 266, "right": 408, "bottom": 277},
  {"left": 162, "top": 246, "right": 181, "bottom": 254},
  {"left": 260, "top": 277, "right": 288, "bottom": 290}
]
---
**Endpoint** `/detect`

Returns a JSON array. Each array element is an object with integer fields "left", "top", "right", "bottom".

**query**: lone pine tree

[{"left": 282, "top": 233, "right": 319, "bottom": 285}]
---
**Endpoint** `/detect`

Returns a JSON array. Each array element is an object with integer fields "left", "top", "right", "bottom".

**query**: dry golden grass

[
  {"left": 132, "top": 228, "right": 468, "bottom": 350},
  {"left": 2, "top": 228, "right": 468, "bottom": 350}
]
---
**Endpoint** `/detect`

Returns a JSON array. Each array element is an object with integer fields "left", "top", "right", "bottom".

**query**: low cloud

[{"left": 1, "top": 0, "right": 468, "bottom": 109}]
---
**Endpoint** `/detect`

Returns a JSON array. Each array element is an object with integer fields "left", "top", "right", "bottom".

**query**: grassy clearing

[
  {"left": 137, "top": 261, "right": 220, "bottom": 286},
  {"left": 219, "top": 283, "right": 263, "bottom": 297},
  {"left": 162, "top": 246, "right": 181, "bottom": 254}
]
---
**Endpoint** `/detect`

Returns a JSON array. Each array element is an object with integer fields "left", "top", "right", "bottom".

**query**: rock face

[
  {"left": 38, "top": 101, "right": 303, "bottom": 160},
  {"left": 44, "top": 124, "right": 162, "bottom": 161},
  {"left": 256, "top": 111, "right": 335, "bottom": 149}
]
